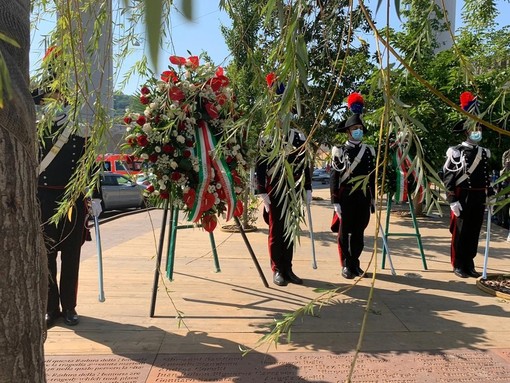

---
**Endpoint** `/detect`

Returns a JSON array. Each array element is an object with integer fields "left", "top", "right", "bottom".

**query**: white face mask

[{"left": 469, "top": 131, "right": 482, "bottom": 143}]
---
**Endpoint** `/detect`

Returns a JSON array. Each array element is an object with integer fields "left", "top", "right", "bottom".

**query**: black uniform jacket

[
  {"left": 330, "top": 140, "right": 375, "bottom": 203},
  {"left": 442, "top": 142, "right": 491, "bottom": 204}
]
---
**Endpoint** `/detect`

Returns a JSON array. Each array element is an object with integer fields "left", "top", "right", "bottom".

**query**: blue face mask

[
  {"left": 351, "top": 128, "right": 363, "bottom": 141},
  {"left": 469, "top": 131, "right": 482, "bottom": 143}
]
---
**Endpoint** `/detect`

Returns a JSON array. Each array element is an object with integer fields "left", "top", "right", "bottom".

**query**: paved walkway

[{"left": 44, "top": 185, "right": 510, "bottom": 382}]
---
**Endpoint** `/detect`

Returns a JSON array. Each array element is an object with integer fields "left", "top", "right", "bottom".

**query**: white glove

[
  {"left": 450, "top": 201, "right": 462, "bottom": 217},
  {"left": 306, "top": 190, "right": 312, "bottom": 205},
  {"left": 90, "top": 198, "right": 103, "bottom": 217},
  {"left": 333, "top": 203, "right": 342, "bottom": 218},
  {"left": 259, "top": 193, "right": 271, "bottom": 212}
]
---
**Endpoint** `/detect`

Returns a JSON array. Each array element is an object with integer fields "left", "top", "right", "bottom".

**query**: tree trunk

[{"left": 0, "top": 1, "right": 47, "bottom": 382}]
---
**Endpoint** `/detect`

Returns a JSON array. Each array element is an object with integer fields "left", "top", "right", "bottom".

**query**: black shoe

[
  {"left": 354, "top": 267, "right": 365, "bottom": 277},
  {"left": 273, "top": 271, "right": 288, "bottom": 286},
  {"left": 63, "top": 309, "right": 79, "bottom": 326},
  {"left": 45, "top": 310, "right": 60, "bottom": 329},
  {"left": 342, "top": 267, "right": 355, "bottom": 279},
  {"left": 466, "top": 269, "right": 481, "bottom": 278},
  {"left": 284, "top": 270, "right": 303, "bottom": 285},
  {"left": 453, "top": 268, "right": 469, "bottom": 278}
]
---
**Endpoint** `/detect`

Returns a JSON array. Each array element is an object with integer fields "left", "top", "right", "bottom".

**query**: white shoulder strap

[
  {"left": 38, "top": 113, "right": 72, "bottom": 175},
  {"left": 340, "top": 144, "right": 367, "bottom": 184},
  {"left": 455, "top": 146, "right": 483, "bottom": 186}
]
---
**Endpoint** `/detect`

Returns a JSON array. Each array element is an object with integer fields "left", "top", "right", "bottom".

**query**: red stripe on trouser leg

[{"left": 450, "top": 211, "right": 457, "bottom": 267}]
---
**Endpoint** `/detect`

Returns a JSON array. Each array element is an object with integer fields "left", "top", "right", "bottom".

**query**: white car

[
  {"left": 312, "top": 168, "right": 330, "bottom": 184},
  {"left": 98, "top": 172, "right": 147, "bottom": 211}
]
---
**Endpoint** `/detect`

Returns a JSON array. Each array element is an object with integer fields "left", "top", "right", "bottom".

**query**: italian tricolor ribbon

[
  {"left": 393, "top": 147, "right": 425, "bottom": 204},
  {"left": 189, "top": 120, "right": 237, "bottom": 222}
]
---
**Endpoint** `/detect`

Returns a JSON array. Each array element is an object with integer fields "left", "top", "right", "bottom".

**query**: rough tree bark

[{"left": 0, "top": 1, "right": 48, "bottom": 382}]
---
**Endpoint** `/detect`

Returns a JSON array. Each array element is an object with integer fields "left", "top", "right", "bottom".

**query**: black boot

[
  {"left": 284, "top": 270, "right": 303, "bottom": 285},
  {"left": 63, "top": 309, "right": 79, "bottom": 326},
  {"left": 273, "top": 271, "right": 288, "bottom": 286}
]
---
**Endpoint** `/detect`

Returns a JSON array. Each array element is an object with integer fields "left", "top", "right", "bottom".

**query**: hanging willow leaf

[{"left": 145, "top": 0, "right": 163, "bottom": 68}]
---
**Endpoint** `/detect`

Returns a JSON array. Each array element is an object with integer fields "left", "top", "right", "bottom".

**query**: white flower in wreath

[
  {"left": 140, "top": 153, "right": 149, "bottom": 160},
  {"left": 170, "top": 160, "right": 178, "bottom": 170},
  {"left": 176, "top": 135, "right": 185, "bottom": 144},
  {"left": 156, "top": 82, "right": 167, "bottom": 93},
  {"left": 162, "top": 174, "right": 169, "bottom": 181},
  {"left": 154, "top": 146, "right": 161, "bottom": 153},
  {"left": 142, "top": 123, "right": 152, "bottom": 133},
  {"left": 193, "top": 165, "right": 200, "bottom": 172}
]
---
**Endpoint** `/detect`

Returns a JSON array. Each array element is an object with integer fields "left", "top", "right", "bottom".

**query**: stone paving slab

[
  {"left": 44, "top": 187, "right": 510, "bottom": 382},
  {"left": 46, "top": 349, "right": 510, "bottom": 383}
]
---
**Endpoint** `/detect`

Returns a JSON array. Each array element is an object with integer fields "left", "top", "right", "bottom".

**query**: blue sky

[{"left": 30, "top": 1, "right": 509, "bottom": 95}]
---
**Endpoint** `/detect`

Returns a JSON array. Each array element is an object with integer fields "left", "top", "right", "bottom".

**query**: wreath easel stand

[{"left": 150, "top": 199, "right": 268, "bottom": 317}]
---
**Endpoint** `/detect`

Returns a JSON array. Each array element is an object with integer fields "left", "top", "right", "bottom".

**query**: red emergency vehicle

[{"left": 96, "top": 154, "right": 143, "bottom": 176}]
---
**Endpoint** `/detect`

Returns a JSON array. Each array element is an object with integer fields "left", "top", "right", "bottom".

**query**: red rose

[
  {"left": 209, "top": 76, "right": 229, "bottom": 92},
  {"left": 226, "top": 156, "right": 233, "bottom": 163},
  {"left": 146, "top": 185, "right": 155, "bottom": 193},
  {"left": 216, "top": 93, "right": 227, "bottom": 106},
  {"left": 201, "top": 214, "right": 217, "bottom": 232},
  {"left": 188, "top": 56, "right": 199, "bottom": 69},
  {"left": 140, "top": 95, "right": 150, "bottom": 105},
  {"left": 171, "top": 172, "right": 181, "bottom": 181},
  {"left": 136, "top": 135, "right": 149, "bottom": 147},
  {"left": 215, "top": 67, "right": 224, "bottom": 77},
  {"left": 123, "top": 116, "right": 132, "bottom": 124},
  {"left": 160, "top": 190, "right": 169, "bottom": 200},
  {"left": 185, "top": 139, "right": 194, "bottom": 147},
  {"left": 170, "top": 55, "right": 186, "bottom": 65},
  {"left": 169, "top": 86, "right": 185, "bottom": 102},
  {"left": 136, "top": 115, "right": 146, "bottom": 125},
  {"left": 161, "top": 70, "right": 178, "bottom": 83},
  {"left": 148, "top": 154, "right": 158, "bottom": 163},
  {"left": 205, "top": 102, "right": 219, "bottom": 119},
  {"left": 234, "top": 199, "right": 243, "bottom": 217},
  {"left": 127, "top": 137, "right": 136, "bottom": 146},
  {"left": 183, "top": 150, "right": 191, "bottom": 158},
  {"left": 154, "top": 115, "right": 161, "bottom": 124},
  {"left": 162, "top": 144, "right": 174, "bottom": 153},
  {"left": 140, "top": 86, "right": 150, "bottom": 95},
  {"left": 178, "top": 122, "right": 187, "bottom": 132}
]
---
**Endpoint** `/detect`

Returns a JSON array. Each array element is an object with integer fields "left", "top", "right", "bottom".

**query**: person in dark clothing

[
  {"left": 330, "top": 93, "right": 375, "bottom": 279},
  {"left": 442, "top": 91, "right": 492, "bottom": 279},
  {"left": 255, "top": 128, "right": 313, "bottom": 286},
  {"left": 34, "top": 47, "right": 89, "bottom": 328}
]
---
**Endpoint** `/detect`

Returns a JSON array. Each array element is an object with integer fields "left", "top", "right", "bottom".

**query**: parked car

[
  {"left": 135, "top": 173, "right": 155, "bottom": 186},
  {"left": 312, "top": 168, "right": 330, "bottom": 184},
  {"left": 96, "top": 172, "right": 147, "bottom": 212}
]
